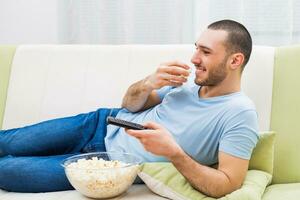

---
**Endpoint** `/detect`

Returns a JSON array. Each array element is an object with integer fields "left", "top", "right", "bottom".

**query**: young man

[{"left": 0, "top": 20, "right": 258, "bottom": 198}]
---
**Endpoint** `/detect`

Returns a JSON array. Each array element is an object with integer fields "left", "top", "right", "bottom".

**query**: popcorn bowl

[{"left": 61, "top": 152, "right": 142, "bottom": 199}]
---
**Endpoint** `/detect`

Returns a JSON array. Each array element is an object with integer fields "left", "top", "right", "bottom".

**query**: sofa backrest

[
  {"left": 271, "top": 45, "right": 300, "bottom": 184},
  {"left": 1, "top": 45, "right": 275, "bottom": 132},
  {"left": 0, "top": 46, "right": 16, "bottom": 128}
]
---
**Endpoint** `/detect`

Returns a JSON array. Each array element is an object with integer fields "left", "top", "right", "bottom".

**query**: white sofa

[{"left": 0, "top": 45, "right": 275, "bottom": 200}]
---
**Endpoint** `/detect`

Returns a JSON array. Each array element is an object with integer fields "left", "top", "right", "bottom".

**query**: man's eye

[{"left": 203, "top": 51, "right": 210, "bottom": 54}]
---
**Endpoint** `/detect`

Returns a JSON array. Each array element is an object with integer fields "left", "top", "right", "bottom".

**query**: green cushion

[
  {"left": 262, "top": 183, "right": 300, "bottom": 200},
  {"left": 249, "top": 131, "right": 276, "bottom": 175},
  {"left": 0, "top": 46, "right": 16, "bottom": 129},
  {"left": 271, "top": 45, "right": 300, "bottom": 183},
  {"left": 139, "top": 163, "right": 272, "bottom": 200}
]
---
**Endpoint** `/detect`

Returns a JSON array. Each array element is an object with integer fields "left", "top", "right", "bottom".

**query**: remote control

[{"left": 106, "top": 116, "right": 146, "bottom": 130}]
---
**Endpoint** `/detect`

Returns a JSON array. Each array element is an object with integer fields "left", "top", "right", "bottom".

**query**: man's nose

[{"left": 191, "top": 52, "right": 201, "bottom": 64}]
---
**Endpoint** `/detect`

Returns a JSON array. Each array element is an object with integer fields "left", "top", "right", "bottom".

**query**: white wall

[{"left": 0, "top": 0, "right": 58, "bottom": 44}]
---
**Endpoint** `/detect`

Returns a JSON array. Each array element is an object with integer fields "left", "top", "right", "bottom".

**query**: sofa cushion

[
  {"left": 139, "top": 162, "right": 272, "bottom": 200},
  {"left": 249, "top": 131, "right": 276, "bottom": 175},
  {"left": 271, "top": 45, "right": 300, "bottom": 183},
  {"left": 0, "top": 46, "right": 16, "bottom": 129},
  {"left": 262, "top": 183, "right": 300, "bottom": 200}
]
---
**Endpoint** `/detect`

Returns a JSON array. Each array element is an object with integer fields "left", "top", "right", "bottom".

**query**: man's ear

[{"left": 229, "top": 53, "right": 244, "bottom": 70}]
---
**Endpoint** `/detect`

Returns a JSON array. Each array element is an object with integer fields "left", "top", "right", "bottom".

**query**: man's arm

[
  {"left": 121, "top": 78, "right": 162, "bottom": 113},
  {"left": 121, "top": 61, "right": 190, "bottom": 112},
  {"left": 125, "top": 122, "right": 249, "bottom": 198},
  {"left": 169, "top": 150, "right": 248, "bottom": 198}
]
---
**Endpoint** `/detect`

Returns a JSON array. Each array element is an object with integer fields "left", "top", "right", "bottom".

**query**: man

[{"left": 0, "top": 19, "right": 258, "bottom": 198}]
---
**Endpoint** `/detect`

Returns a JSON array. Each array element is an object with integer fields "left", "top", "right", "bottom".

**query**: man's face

[{"left": 191, "top": 29, "right": 230, "bottom": 86}]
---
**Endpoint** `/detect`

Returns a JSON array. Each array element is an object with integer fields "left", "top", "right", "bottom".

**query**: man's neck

[{"left": 199, "top": 77, "right": 241, "bottom": 98}]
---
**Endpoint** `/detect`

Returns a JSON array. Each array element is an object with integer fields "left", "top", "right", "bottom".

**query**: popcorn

[{"left": 65, "top": 157, "right": 139, "bottom": 199}]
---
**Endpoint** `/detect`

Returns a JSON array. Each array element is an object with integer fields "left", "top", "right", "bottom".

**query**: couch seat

[
  {"left": 0, "top": 185, "right": 166, "bottom": 200},
  {"left": 263, "top": 183, "right": 300, "bottom": 200}
]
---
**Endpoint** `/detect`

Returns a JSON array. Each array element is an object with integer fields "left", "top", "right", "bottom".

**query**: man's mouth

[{"left": 195, "top": 65, "right": 207, "bottom": 72}]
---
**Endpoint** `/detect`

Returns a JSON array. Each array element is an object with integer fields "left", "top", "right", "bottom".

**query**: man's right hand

[
  {"left": 145, "top": 61, "right": 191, "bottom": 90},
  {"left": 121, "top": 60, "right": 190, "bottom": 112}
]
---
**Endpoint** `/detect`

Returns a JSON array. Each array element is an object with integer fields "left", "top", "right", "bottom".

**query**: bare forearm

[
  {"left": 169, "top": 151, "right": 239, "bottom": 198},
  {"left": 121, "top": 77, "right": 153, "bottom": 112}
]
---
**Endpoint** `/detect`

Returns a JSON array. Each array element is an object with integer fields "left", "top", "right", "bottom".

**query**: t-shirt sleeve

[
  {"left": 156, "top": 86, "right": 175, "bottom": 100},
  {"left": 219, "top": 109, "right": 259, "bottom": 160}
]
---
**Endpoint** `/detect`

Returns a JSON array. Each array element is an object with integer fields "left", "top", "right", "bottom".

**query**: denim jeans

[{"left": 0, "top": 108, "right": 120, "bottom": 192}]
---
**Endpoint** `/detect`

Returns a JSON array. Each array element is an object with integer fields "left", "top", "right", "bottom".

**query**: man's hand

[
  {"left": 125, "top": 121, "right": 182, "bottom": 158},
  {"left": 145, "top": 61, "right": 191, "bottom": 90}
]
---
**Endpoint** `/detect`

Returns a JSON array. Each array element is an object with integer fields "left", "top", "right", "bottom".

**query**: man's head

[{"left": 191, "top": 19, "right": 252, "bottom": 87}]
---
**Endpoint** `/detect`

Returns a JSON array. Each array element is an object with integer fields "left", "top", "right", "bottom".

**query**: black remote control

[{"left": 106, "top": 116, "right": 146, "bottom": 130}]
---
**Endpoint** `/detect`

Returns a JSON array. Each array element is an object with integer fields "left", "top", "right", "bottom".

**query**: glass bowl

[{"left": 61, "top": 152, "right": 142, "bottom": 199}]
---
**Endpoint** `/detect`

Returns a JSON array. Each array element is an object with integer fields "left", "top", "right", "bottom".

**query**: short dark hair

[{"left": 208, "top": 19, "right": 252, "bottom": 69}]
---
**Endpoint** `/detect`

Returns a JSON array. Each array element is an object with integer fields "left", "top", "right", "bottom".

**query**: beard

[{"left": 194, "top": 57, "right": 228, "bottom": 86}]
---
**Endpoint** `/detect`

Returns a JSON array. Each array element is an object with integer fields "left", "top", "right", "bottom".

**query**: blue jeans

[{"left": 0, "top": 108, "right": 120, "bottom": 192}]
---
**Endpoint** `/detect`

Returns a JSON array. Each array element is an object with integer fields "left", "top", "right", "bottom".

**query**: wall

[{"left": 0, "top": 0, "right": 58, "bottom": 44}]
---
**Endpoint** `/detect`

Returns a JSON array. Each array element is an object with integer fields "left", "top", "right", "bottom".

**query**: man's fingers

[
  {"left": 125, "top": 129, "right": 141, "bottom": 137},
  {"left": 160, "top": 73, "right": 187, "bottom": 83},
  {"left": 162, "top": 60, "right": 190, "bottom": 70},
  {"left": 143, "top": 121, "right": 163, "bottom": 129},
  {"left": 162, "top": 66, "right": 190, "bottom": 77},
  {"left": 168, "top": 81, "right": 183, "bottom": 87},
  {"left": 126, "top": 122, "right": 165, "bottom": 137},
  {"left": 126, "top": 129, "right": 149, "bottom": 138}
]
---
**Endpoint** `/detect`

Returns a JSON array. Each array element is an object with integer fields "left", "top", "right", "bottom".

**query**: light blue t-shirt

[{"left": 105, "top": 79, "right": 259, "bottom": 166}]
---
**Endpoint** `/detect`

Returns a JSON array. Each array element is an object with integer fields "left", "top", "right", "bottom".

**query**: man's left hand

[{"left": 125, "top": 122, "right": 182, "bottom": 159}]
